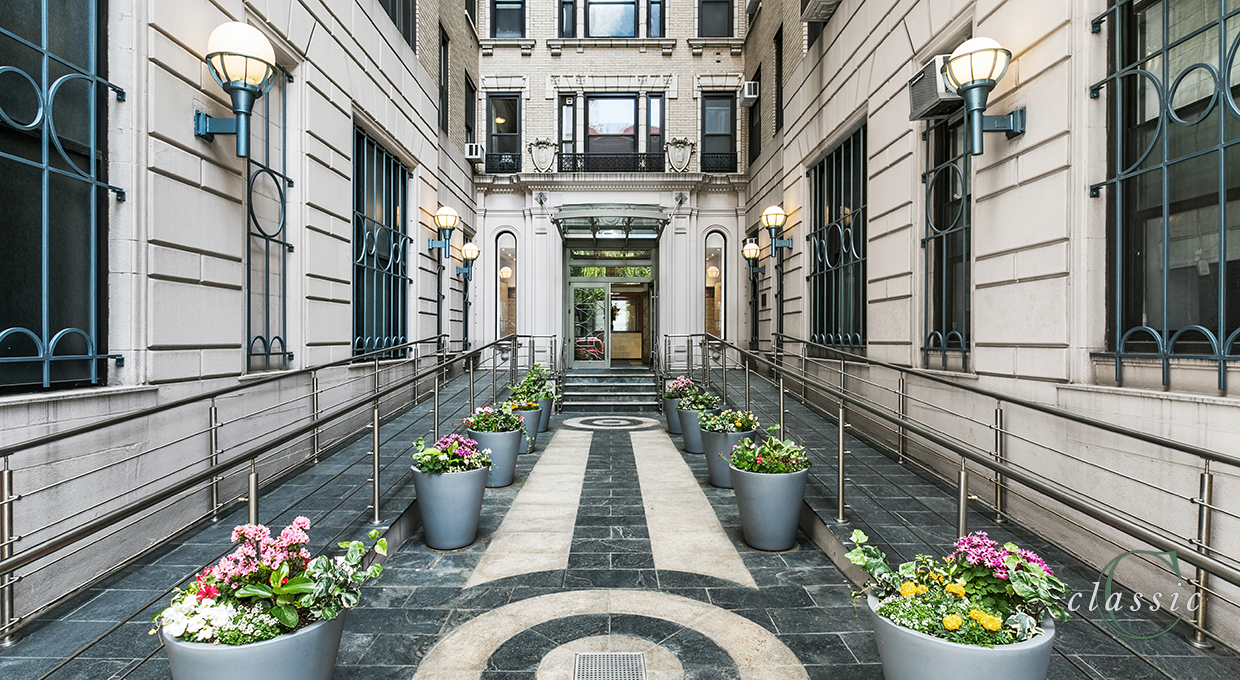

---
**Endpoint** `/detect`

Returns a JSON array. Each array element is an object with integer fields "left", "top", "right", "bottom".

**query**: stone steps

[{"left": 561, "top": 369, "right": 661, "bottom": 412}]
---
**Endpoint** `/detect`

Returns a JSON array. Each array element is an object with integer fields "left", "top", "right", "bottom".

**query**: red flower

[{"left": 196, "top": 584, "right": 220, "bottom": 602}]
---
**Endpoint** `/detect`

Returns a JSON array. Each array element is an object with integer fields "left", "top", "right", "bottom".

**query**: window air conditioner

[
  {"left": 908, "top": 55, "right": 962, "bottom": 121},
  {"left": 465, "top": 143, "right": 484, "bottom": 160},
  {"left": 741, "top": 81, "right": 759, "bottom": 107}
]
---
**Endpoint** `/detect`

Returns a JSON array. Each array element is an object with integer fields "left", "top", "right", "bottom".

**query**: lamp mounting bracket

[
  {"left": 194, "top": 111, "right": 238, "bottom": 142},
  {"left": 771, "top": 238, "right": 793, "bottom": 249},
  {"left": 980, "top": 107, "right": 1026, "bottom": 139}
]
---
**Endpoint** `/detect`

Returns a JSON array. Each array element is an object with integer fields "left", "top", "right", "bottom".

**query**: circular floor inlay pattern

[
  {"left": 537, "top": 635, "right": 683, "bottom": 680},
  {"left": 563, "top": 416, "right": 662, "bottom": 430}
]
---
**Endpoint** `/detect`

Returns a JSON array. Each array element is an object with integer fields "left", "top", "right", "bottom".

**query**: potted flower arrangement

[
  {"left": 676, "top": 389, "right": 721, "bottom": 454},
  {"left": 661, "top": 376, "right": 696, "bottom": 434},
  {"left": 698, "top": 409, "right": 760, "bottom": 488},
  {"left": 729, "top": 426, "right": 811, "bottom": 551},
  {"left": 463, "top": 404, "right": 524, "bottom": 487},
  {"left": 846, "top": 530, "right": 1068, "bottom": 680},
  {"left": 410, "top": 434, "right": 492, "bottom": 549},
  {"left": 511, "top": 363, "right": 557, "bottom": 433},
  {"left": 152, "top": 518, "right": 387, "bottom": 680},
  {"left": 505, "top": 399, "right": 542, "bottom": 453}
]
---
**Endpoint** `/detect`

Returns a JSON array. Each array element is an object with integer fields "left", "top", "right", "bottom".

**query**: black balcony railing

[
  {"left": 700, "top": 152, "right": 738, "bottom": 173},
  {"left": 559, "top": 152, "right": 665, "bottom": 173},
  {"left": 486, "top": 153, "right": 521, "bottom": 173}
]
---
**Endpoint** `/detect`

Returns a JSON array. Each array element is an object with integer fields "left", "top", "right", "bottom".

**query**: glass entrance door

[{"left": 571, "top": 284, "right": 610, "bottom": 368}]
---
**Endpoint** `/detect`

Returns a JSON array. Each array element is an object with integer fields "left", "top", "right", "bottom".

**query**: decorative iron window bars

[
  {"left": 0, "top": 0, "right": 126, "bottom": 391},
  {"left": 558, "top": 152, "right": 664, "bottom": 172},
  {"left": 701, "top": 152, "right": 738, "bottom": 173},
  {"left": 1090, "top": 0, "right": 1240, "bottom": 390},
  {"left": 922, "top": 110, "right": 971, "bottom": 370},
  {"left": 807, "top": 125, "right": 867, "bottom": 351},
  {"left": 247, "top": 65, "right": 295, "bottom": 372},
  {"left": 353, "top": 129, "right": 412, "bottom": 359}
]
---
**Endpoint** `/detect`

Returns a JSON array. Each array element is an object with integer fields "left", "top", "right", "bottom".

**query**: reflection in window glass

[
  {"left": 498, "top": 233, "right": 517, "bottom": 336},
  {"left": 587, "top": 96, "right": 638, "bottom": 153},
  {"left": 705, "top": 232, "right": 725, "bottom": 337},
  {"left": 588, "top": 0, "right": 636, "bottom": 37}
]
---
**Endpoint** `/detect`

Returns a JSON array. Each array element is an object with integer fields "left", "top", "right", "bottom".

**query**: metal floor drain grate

[{"left": 574, "top": 652, "right": 647, "bottom": 680}]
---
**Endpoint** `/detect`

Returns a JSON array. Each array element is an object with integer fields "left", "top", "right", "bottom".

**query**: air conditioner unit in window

[
  {"left": 908, "top": 55, "right": 962, "bottom": 121},
  {"left": 465, "top": 143, "right": 484, "bottom": 160},
  {"left": 741, "top": 81, "right": 759, "bottom": 107}
]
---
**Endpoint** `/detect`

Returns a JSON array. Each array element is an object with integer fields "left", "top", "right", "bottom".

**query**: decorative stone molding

[
  {"left": 480, "top": 39, "right": 536, "bottom": 57},
  {"left": 545, "top": 38, "right": 676, "bottom": 57},
  {"left": 686, "top": 37, "right": 745, "bottom": 57},
  {"left": 480, "top": 75, "right": 531, "bottom": 98},
  {"left": 545, "top": 74, "right": 678, "bottom": 99},
  {"left": 664, "top": 138, "right": 696, "bottom": 173},
  {"left": 694, "top": 73, "right": 744, "bottom": 98},
  {"left": 527, "top": 138, "right": 557, "bottom": 173}
]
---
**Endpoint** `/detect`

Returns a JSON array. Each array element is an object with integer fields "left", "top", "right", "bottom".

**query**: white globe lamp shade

[
  {"left": 760, "top": 205, "right": 787, "bottom": 229},
  {"left": 944, "top": 37, "right": 1011, "bottom": 92},
  {"left": 206, "top": 22, "right": 276, "bottom": 89},
  {"left": 461, "top": 242, "right": 481, "bottom": 261},
  {"left": 500, "top": 266, "right": 513, "bottom": 280},
  {"left": 434, "top": 206, "right": 460, "bottom": 230}
]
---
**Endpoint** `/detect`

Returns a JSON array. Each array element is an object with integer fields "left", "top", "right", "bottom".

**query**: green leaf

[
  {"left": 277, "top": 576, "right": 316, "bottom": 595},
  {"left": 235, "top": 584, "right": 274, "bottom": 599},
  {"left": 850, "top": 529, "right": 869, "bottom": 546},
  {"left": 271, "top": 604, "right": 299, "bottom": 628},
  {"left": 270, "top": 562, "right": 289, "bottom": 589},
  {"left": 376, "top": 538, "right": 388, "bottom": 556}
]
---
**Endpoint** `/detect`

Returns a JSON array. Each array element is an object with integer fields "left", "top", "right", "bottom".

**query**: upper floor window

[
  {"left": 809, "top": 125, "right": 867, "bottom": 349},
  {"left": 465, "top": 76, "right": 477, "bottom": 144},
  {"left": 774, "top": 27, "right": 784, "bottom": 132},
  {"left": 747, "top": 67, "right": 762, "bottom": 165},
  {"left": 701, "top": 94, "right": 736, "bottom": 173},
  {"left": 467, "top": 0, "right": 477, "bottom": 27},
  {"left": 380, "top": 0, "right": 417, "bottom": 50},
  {"left": 1094, "top": 0, "right": 1240, "bottom": 390},
  {"left": 560, "top": 96, "right": 576, "bottom": 154},
  {"left": 439, "top": 28, "right": 449, "bottom": 133},
  {"left": 699, "top": 0, "right": 732, "bottom": 37},
  {"left": 649, "top": 0, "right": 664, "bottom": 37},
  {"left": 493, "top": 0, "right": 524, "bottom": 38},
  {"left": 588, "top": 0, "right": 637, "bottom": 38},
  {"left": 487, "top": 94, "right": 521, "bottom": 173},
  {"left": 648, "top": 94, "right": 663, "bottom": 154},
  {"left": 560, "top": 0, "right": 576, "bottom": 37},
  {"left": 587, "top": 95, "right": 637, "bottom": 153}
]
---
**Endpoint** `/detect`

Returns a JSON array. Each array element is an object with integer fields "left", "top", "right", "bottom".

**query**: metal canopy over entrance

[{"left": 553, "top": 203, "right": 669, "bottom": 248}]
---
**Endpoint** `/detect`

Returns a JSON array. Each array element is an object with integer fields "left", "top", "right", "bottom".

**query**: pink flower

[{"left": 196, "top": 584, "right": 220, "bottom": 602}]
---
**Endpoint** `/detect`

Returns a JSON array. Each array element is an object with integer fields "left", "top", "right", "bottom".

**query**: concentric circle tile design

[
  {"left": 562, "top": 416, "right": 663, "bottom": 430},
  {"left": 536, "top": 634, "right": 684, "bottom": 680}
]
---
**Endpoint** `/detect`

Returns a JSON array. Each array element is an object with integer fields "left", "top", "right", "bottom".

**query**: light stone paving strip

[
  {"left": 411, "top": 590, "right": 809, "bottom": 680},
  {"left": 465, "top": 430, "right": 593, "bottom": 587},
  {"left": 629, "top": 430, "right": 758, "bottom": 589},
  {"left": 537, "top": 635, "right": 684, "bottom": 680}
]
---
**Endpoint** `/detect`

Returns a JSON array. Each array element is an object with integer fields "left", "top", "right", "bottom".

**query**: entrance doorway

[{"left": 566, "top": 249, "right": 656, "bottom": 369}]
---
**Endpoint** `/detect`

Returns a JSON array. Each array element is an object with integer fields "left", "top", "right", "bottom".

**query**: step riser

[{"left": 561, "top": 404, "right": 660, "bottom": 413}]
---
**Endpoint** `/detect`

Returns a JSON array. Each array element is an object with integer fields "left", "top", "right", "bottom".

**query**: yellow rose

[{"left": 942, "top": 614, "right": 963, "bottom": 631}]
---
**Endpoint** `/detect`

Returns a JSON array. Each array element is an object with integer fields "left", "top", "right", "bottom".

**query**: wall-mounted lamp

[
  {"left": 457, "top": 241, "right": 480, "bottom": 350},
  {"left": 194, "top": 22, "right": 278, "bottom": 158},
  {"left": 760, "top": 205, "right": 792, "bottom": 249},
  {"left": 942, "top": 37, "right": 1026, "bottom": 156},
  {"left": 429, "top": 206, "right": 460, "bottom": 250},
  {"left": 742, "top": 238, "right": 764, "bottom": 346},
  {"left": 742, "top": 239, "right": 765, "bottom": 279}
]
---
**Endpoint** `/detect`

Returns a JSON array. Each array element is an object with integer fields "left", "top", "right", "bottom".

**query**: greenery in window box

[
  {"left": 151, "top": 519, "right": 386, "bottom": 645},
  {"left": 729, "top": 426, "right": 810, "bottom": 473},
  {"left": 677, "top": 389, "right": 720, "bottom": 412},
  {"left": 698, "top": 409, "right": 760, "bottom": 433},
  {"left": 663, "top": 375, "right": 696, "bottom": 399},
  {"left": 462, "top": 404, "right": 523, "bottom": 433},
  {"left": 846, "top": 530, "right": 1068, "bottom": 647},
  {"left": 412, "top": 434, "right": 492, "bottom": 474}
]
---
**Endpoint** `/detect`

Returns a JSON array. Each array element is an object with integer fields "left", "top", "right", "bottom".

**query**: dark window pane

[
  {"left": 699, "top": 0, "right": 731, "bottom": 37},
  {"left": 494, "top": 0, "right": 524, "bottom": 37}
]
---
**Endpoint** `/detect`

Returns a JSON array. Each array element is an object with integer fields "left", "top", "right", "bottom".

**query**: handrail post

[
  {"left": 800, "top": 344, "right": 807, "bottom": 400},
  {"left": 1189, "top": 463, "right": 1215, "bottom": 649},
  {"left": 721, "top": 346, "right": 728, "bottom": 407},
  {"left": 209, "top": 399, "right": 221, "bottom": 520},
  {"left": 897, "top": 376, "right": 907, "bottom": 465},
  {"left": 510, "top": 337, "right": 518, "bottom": 387},
  {"left": 247, "top": 459, "right": 259, "bottom": 525},
  {"left": 492, "top": 345, "right": 498, "bottom": 402},
  {"left": 311, "top": 374, "right": 321, "bottom": 465},
  {"left": 371, "top": 394, "right": 382, "bottom": 525},
  {"left": 686, "top": 340, "right": 694, "bottom": 380},
  {"left": 779, "top": 375, "right": 786, "bottom": 434},
  {"left": 528, "top": 335, "right": 535, "bottom": 370},
  {"left": 1, "top": 456, "right": 20, "bottom": 647},
  {"left": 957, "top": 458, "right": 969, "bottom": 537},
  {"left": 836, "top": 401, "right": 848, "bottom": 524},
  {"left": 433, "top": 367, "right": 441, "bottom": 442},
  {"left": 468, "top": 358, "right": 475, "bottom": 413},
  {"left": 994, "top": 405, "right": 1007, "bottom": 524},
  {"left": 745, "top": 362, "right": 751, "bottom": 412}
]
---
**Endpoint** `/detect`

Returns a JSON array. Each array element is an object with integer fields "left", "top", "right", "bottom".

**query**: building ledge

[
  {"left": 686, "top": 37, "right": 744, "bottom": 56},
  {"left": 480, "top": 39, "right": 536, "bottom": 57},
  {"left": 546, "top": 38, "right": 676, "bottom": 56},
  {"left": 475, "top": 171, "right": 747, "bottom": 193}
]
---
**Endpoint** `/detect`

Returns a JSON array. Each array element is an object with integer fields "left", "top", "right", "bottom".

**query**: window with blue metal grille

[
  {"left": 0, "top": 0, "right": 124, "bottom": 391},
  {"left": 1091, "top": 0, "right": 1240, "bottom": 390},
  {"left": 808, "top": 125, "right": 867, "bottom": 350},
  {"left": 923, "top": 110, "right": 970, "bottom": 370},
  {"left": 353, "top": 129, "right": 411, "bottom": 358}
]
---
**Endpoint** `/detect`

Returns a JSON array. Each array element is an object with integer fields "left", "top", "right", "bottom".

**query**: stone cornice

[
  {"left": 545, "top": 74, "right": 678, "bottom": 98},
  {"left": 545, "top": 38, "right": 677, "bottom": 56},
  {"left": 479, "top": 39, "right": 536, "bottom": 57},
  {"left": 686, "top": 37, "right": 745, "bottom": 57}
]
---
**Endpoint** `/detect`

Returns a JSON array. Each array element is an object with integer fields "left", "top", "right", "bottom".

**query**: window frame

[
  {"left": 497, "top": 231, "right": 518, "bottom": 336},
  {"left": 701, "top": 93, "right": 737, "bottom": 173},
  {"left": 464, "top": 76, "right": 476, "bottom": 144},
  {"left": 648, "top": 0, "right": 664, "bottom": 37},
  {"left": 560, "top": 0, "right": 576, "bottom": 37},
  {"left": 808, "top": 125, "right": 868, "bottom": 351},
  {"left": 438, "top": 27, "right": 449, "bottom": 133},
  {"left": 647, "top": 93, "right": 663, "bottom": 156},
  {"left": 585, "top": 94, "right": 639, "bottom": 154},
  {"left": 352, "top": 128, "right": 412, "bottom": 359},
  {"left": 922, "top": 109, "right": 971, "bottom": 370},
  {"left": 487, "top": 94, "right": 522, "bottom": 173},
  {"left": 774, "top": 27, "right": 784, "bottom": 132},
  {"left": 698, "top": 0, "right": 732, "bottom": 38},
  {"left": 586, "top": 0, "right": 638, "bottom": 38},
  {"left": 380, "top": 0, "right": 417, "bottom": 51},
  {"left": 747, "top": 66, "right": 762, "bottom": 165},
  {"left": 705, "top": 231, "right": 726, "bottom": 339},
  {"left": 492, "top": 0, "right": 525, "bottom": 38}
]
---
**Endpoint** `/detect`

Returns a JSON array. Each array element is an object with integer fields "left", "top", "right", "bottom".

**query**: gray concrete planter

[
  {"left": 677, "top": 409, "right": 706, "bottom": 453},
  {"left": 538, "top": 398, "right": 553, "bottom": 432},
  {"left": 866, "top": 594, "right": 1055, "bottom": 680},
  {"left": 729, "top": 465, "right": 808, "bottom": 551},
  {"left": 410, "top": 465, "right": 489, "bottom": 550},
  {"left": 163, "top": 611, "right": 346, "bottom": 680},
  {"left": 515, "top": 408, "right": 541, "bottom": 453},
  {"left": 700, "top": 430, "right": 755, "bottom": 488},
  {"left": 468, "top": 429, "right": 522, "bottom": 487},
  {"left": 663, "top": 397, "right": 682, "bottom": 434}
]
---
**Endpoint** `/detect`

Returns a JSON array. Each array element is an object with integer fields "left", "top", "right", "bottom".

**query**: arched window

[
  {"left": 497, "top": 232, "right": 517, "bottom": 336},
  {"left": 705, "top": 232, "right": 725, "bottom": 337}
]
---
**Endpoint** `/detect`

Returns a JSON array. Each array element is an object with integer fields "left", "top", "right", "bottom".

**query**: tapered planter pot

[
  {"left": 701, "top": 430, "right": 755, "bottom": 488},
  {"left": 410, "top": 465, "right": 489, "bottom": 549},
  {"left": 538, "top": 398, "right": 553, "bottom": 432},
  {"left": 866, "top": 594, "right": 1055, "bottom": 680},
  {"left": 163, "top": 612, "right": 346, "bottom": 680},
  {"left": 468, "top": 429, "right": 522, "bottom": 487},
  {"left": 730, "top": 466, "right": 808, "bottom": 551},
  {"left": 677, "top": 409, "right": 706, "bottom": 453},
  {"left": 663, "top": 397, "right": 682, "bottom": 434},
  {"left": 516, "top": 408, "right": 541, "bottom": 453}
]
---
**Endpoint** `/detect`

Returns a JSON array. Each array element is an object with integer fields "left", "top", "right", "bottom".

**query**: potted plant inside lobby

[
  {"left": 153, "top": 518, "right": 386, "bottom": 680},
  {"left": 677, "top": 389, "right": 721, "bottom": 454},
  {"left": 463, "top": 404, "right": 524, "bottom": 487},
  {"left": 698, "top": 409, "right": 760, "bottom": 488},
  {"left": 729, "top": 426, "right": 810, "bottom": 551},
  {"left": 661, "top": 376, "right": 696, "bottom": 434},
  {"left": 410, "top": 434, "right": 492, "bottom": 549},
  {"left": 506, "top": 399, "right": 543, "bottom": 453},
  {"left": 846, "top": 530, "right": 1068, "bottom": 680}
]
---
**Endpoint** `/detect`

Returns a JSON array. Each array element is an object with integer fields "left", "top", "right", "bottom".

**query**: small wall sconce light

[
  {"left": 194, "top": 22, "right": 278, "bottom": 158},
  {"left": 742, "top": 239, "right": 765, "bottom": 279},
  {"left": 429, "top": 206, "right": 460, "bottom": 251},
  {"left": 760, "top": 205, "right": 792, "bottom": 250},
  {"left": 500, "top": 266, "right": 513, "bottom": 280},
  {"left": 457, "top": 241, "right": 481, "bottom": 280},
  {"left": 943, "top": 37, "right": 1026, "bottom": 156}
]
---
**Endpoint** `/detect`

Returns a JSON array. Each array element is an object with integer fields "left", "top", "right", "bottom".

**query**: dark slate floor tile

[{"left": 356, "top": 633, "right": 440, "bottom": 666}]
